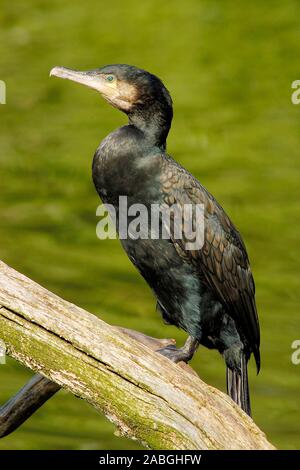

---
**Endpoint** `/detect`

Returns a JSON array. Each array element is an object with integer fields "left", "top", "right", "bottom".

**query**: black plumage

[{"left": 50, "top": 64, "right": 260, "bottom": 416}]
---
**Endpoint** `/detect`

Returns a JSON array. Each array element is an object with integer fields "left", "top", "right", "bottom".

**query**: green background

[{"left": 0, "top": 0, "right": 299, "bottom": 450}]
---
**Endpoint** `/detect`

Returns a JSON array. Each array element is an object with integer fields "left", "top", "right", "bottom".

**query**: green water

[{"left": 0, "top": 0, "right": 299, "bottom": 450}]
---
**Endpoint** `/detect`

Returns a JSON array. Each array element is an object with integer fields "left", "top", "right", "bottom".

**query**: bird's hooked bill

[{"left": 50, "top": 66, "right": 102, "bottom": 93}]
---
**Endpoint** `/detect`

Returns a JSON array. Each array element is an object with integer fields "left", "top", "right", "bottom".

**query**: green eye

[{"left": 106, "top": 75, "right": 114, "bottom": 82}]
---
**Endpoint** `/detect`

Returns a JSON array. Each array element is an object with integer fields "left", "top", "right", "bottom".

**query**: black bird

[{"left": 50, "top": 64, "right": 260, "bottom": 416}]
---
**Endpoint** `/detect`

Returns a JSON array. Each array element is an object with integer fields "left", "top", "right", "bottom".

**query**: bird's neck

[{"left": 128, "top": 101, "right": 173, "bottom": 151}]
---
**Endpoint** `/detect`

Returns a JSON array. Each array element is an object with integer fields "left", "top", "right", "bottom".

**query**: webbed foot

[{"left": 156, "top": 336, "right": 199, "bottom": 363}]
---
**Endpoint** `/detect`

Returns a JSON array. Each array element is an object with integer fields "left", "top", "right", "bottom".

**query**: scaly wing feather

[{"left": 160, "top": 155, "right": 260, "bottom": 371}]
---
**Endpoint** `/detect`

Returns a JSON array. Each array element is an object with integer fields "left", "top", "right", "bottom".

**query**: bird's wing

[{"left": 160, "top": 156, "right": 260, "bottom": 370}]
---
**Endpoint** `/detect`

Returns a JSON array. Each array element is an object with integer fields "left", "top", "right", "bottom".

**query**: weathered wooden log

[
  {"left": 0, "top": 260, "right": 274, "bottom": 450},
  {"left": 0, "top": 328, "right": 195, "bottom": 438}
]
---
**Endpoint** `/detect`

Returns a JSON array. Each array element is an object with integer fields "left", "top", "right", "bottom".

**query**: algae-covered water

[{"left": 0, "top": 0, "right": 299, "bottom": 449}]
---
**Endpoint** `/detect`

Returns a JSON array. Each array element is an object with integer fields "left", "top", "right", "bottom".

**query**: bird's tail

[{"left": 226, "top": 352, "right": 251, "bottom": 416}]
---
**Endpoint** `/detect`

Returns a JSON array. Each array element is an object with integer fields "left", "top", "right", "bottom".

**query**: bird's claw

[{"left": 156, "top": 345, "right": 187, "bottom": 363}]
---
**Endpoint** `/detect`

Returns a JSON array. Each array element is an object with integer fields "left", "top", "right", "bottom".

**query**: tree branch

[
  {"left": 0, "top": 260, "right": 274, "bottom": 450},
  {"left": 0, "top": 373, "right": 60, "bottom": 437},
  {"left": 0, "top": 328, "right": 195, "bottom": 438}
]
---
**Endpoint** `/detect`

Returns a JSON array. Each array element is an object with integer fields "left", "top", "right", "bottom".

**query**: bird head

[{"left": 50, "top": 64, "right": 172, "bottom": 115}]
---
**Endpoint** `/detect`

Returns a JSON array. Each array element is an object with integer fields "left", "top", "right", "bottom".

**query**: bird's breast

[{"left": 92, "top": 127, "right": 163, "bottom": 204}]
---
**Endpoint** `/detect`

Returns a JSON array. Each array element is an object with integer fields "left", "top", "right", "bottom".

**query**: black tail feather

[{"left": 226, "top": 352, "right": 251, "bottom": 416}]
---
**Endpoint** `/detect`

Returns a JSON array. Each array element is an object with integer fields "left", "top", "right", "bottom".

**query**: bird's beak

[{"left": 49, "top": 66, "right": 104, "bottom": 93}]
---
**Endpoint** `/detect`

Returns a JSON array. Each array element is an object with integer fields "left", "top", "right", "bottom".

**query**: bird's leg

[{"left": 156, "top": 336, "right": 199, "bottom": 363}]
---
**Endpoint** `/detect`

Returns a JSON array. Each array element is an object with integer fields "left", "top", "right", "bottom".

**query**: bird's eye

[{"left": 106, "top": 75, "right": 114, "bottom": 82}]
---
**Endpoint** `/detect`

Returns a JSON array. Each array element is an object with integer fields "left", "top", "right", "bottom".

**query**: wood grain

[{"left": 0, "top": 260, "right": 274, "bottom": 450}]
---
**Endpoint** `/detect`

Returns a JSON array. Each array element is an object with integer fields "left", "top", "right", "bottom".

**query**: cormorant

[{"left": 50, "top": 64, "right": 260, "bottom": 416}]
